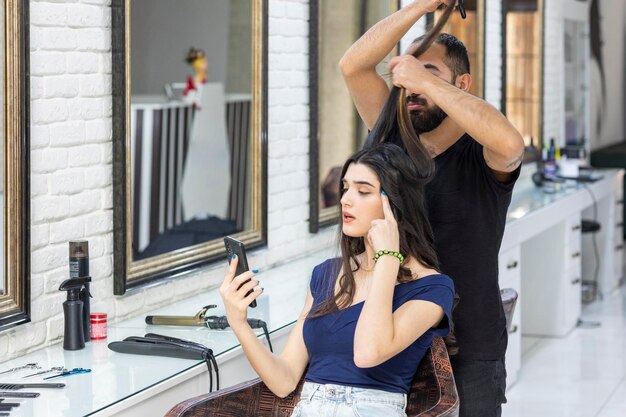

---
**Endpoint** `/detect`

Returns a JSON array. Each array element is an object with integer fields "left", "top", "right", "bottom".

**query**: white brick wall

[
  {"left": 484, "top": 0, "right": 502, "bottom": 109},
  {"left": 543, "top": 0, "right": 565, "bottom": 147}
]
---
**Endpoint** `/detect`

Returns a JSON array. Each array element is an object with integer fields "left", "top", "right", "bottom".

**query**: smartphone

[{"left": 224, "top": 236, "right": 257, "bottom": 308}]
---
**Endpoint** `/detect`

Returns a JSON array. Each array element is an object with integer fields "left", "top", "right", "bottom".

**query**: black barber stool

[{"left": 581, "top": 219, "right": 601, "bottom": 304}]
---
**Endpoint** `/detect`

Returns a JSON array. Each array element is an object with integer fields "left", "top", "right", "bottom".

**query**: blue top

[{"left": 303, "top": 258, "right": 454, "bottom": 394}]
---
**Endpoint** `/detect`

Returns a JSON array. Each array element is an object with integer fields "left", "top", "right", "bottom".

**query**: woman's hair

[
  {"left": 363, "top": 3, "right": 455, "bottom": 168},
  {"left": 185, "top": 47, "right": 206, "bottom": 65},
  {"left": 309, "top": 143, "right": 439, "bottom": 318}
]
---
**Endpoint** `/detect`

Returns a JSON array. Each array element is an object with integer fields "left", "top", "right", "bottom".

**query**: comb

[{"left": 0, "top": 383, "right": 65, "bottom": 390}]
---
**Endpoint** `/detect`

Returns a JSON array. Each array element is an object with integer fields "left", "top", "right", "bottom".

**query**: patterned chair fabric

[
  {"left": 500, "top": 288, "right": 519, "bottom": 333},
  {"left": 164, "top": 337, "right": 459, "bottom": 417}
]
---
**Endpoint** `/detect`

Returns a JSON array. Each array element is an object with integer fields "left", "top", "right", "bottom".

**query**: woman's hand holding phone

[{"left": 219, "top": 255, "right": 263, "bottom": 330}]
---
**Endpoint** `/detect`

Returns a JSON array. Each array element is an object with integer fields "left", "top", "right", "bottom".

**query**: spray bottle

[{"left": 59, "top": 276, "right": 92, "bottom": 350}]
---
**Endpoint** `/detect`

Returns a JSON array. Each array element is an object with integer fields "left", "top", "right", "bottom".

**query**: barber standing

[{"left": 339, "top": 1, "right": 525, "bottom": 416}]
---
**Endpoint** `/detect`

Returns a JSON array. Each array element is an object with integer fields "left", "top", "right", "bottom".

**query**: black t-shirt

[{"left": 425, "top": 134, "right": 520, "bottom": 361}]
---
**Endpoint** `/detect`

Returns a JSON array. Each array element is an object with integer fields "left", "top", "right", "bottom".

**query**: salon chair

[
  {"left": 500, "top": 288, "right": 518, "bottom": 333},
  {"left": 164, "top": 337, "right": 459, "bottom": 417}
]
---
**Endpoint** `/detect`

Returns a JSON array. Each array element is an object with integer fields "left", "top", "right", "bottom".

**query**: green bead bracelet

[{"left": 373, "top": 250, "right": 405, "bottom": 263}]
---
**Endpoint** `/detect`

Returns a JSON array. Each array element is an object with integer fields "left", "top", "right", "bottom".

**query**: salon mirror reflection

[
  {"left": 0, "top": 0, "right": 29, "bottom": 329},
  {"left": 129, "top": 0, "right": 254, "bottom": 261},
  {"left": 311, "top": 1, "right": 399, "bottom": 231},
  {"left": 504, "top": 0, "right": 544, "bottom": 149},
  {"left": 113, "top": 0, "right": 266, "bottom": 291},
  {"left": 0, "top": 10, "right": 3, "bottom": 296}
]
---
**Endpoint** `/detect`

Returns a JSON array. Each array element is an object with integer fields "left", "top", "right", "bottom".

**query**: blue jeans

[{"left": 291, "top": 382, "right": 407, "bottom": 417}]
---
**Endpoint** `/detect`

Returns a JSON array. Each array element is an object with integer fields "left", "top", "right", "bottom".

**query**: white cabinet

[
  {"left": 614, "top": 183, "right": 624, "bottom": 285},
  {"left": 499, "top": 245, "right": 521, "bottom": 388},
  {"left": 564, "top": 213, "right": 582, "bottom": 330},
  {"left": 521, "top": 213, "right": 582, "bottom": 337}
]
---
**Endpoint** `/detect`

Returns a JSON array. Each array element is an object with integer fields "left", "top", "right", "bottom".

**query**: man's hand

[
  {"left": 389, "top": 55, "right": 439, "bottom": 95},
  {"left": 415, "top": 0, "right": 454, "bottom": 14}
]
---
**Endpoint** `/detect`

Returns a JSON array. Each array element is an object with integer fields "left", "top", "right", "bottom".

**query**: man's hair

[{"left": 413, "top": 32, "right": 470, "bottom": 80}]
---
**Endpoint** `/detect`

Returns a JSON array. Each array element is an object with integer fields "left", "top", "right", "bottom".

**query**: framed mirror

[
  {"left": 112, "top": 0, "right": 268, "bottom": 294},
  {"left": 430, "top": 0, "right": 485, "bottom": 98},
  {"left": 502, "top": 0, "right": 544, "bottom": 152},
  {"left": 0, "top": 0, "right": 30, "bottom": 330},
  {"left": 309, "top": 0, "right": 400, "bottom": 233}
]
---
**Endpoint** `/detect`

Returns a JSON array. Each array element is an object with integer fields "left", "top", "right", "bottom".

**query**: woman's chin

[{"left": 342, "top": 223, "right": 366, "bottom": 238}]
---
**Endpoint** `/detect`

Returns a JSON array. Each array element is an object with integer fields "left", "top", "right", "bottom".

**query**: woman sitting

[{"left": 220, "top": 143, "right": 454, "bottom": 417}]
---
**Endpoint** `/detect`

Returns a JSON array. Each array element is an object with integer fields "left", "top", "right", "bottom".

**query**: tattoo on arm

[{"left": 506, "top": 153, "right": 524, "bottom": 169}]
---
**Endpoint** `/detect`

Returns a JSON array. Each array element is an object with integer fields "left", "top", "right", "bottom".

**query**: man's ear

[{"left": 455, "top": 74, "right": 472, "bottom": 92}]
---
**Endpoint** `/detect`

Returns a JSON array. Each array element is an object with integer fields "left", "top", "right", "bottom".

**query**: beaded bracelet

[{"left": 373, "top": 250, "right": 405, "bottom": 263}]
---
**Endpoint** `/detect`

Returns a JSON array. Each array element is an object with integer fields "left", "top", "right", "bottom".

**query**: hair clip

[{"left": 458, "top": 0, "right": 467, "bottom": 19}]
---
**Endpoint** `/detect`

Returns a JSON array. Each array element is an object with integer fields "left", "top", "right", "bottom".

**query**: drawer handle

[
  {"left": 618, "top": 199, "right": 624, "bottom": 205},
  {"left": 617, "top": 245, "right": 624, "bottom": 251},
  {"left": 571, "top": 278, "right": 581, "bottom": 285},
  {"left": 571, "top": 225, "right": 582, "bottom": 231},
  {"left": 509, "top": 325, "right": 519, "bottom": 334},
  {"left": 571, "top": 252, "right": 581, "bottom": 258},
  {"left": 618, "top": 223, "right": 624, "bottom": 228},
  {"left": 506, "top": 261, "right": 518, "bottom": 269}
]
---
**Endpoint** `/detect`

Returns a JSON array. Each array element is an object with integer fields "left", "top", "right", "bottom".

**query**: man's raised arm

[{"left": 339, "top": 1, "right": 448, "bottom": 130}]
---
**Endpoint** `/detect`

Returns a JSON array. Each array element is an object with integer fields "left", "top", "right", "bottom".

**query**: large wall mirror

[
  {"left": 0, "top": 0, "right": 30, "bottom": 330},
  {"left": 112, "top": 0, "right": 267, "bottom": 293},
  {"left": 309, "top": 0, "right": 400, "bottom": 233},
  {"left": 502, "top": 0, "right": 544, "bottom": 150}
]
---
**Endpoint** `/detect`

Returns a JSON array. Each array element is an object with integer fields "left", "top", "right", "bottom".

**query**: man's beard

[{"left": 408, "top": 97, "right": 448, "bottom": 134}]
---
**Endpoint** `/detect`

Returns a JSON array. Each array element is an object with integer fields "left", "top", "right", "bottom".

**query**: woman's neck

[{"left": 360, "top": 240, "right": 377, "bottom": 271}]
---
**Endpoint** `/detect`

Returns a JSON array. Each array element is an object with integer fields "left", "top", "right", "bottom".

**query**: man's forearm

[
  {"left": 424, "top": 76, "right": 524, "bottom": 159},
  {"left": 339, "top": 3, "right": 428, "bottom": 75}
]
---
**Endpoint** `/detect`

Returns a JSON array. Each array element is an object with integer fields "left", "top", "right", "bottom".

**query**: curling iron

[
  {"left": 145, "top": 304, "right": 217, "bottom": 327},
  {"left": 145, "top": 305, "right": 273, "bottom": 352},
  {"left": 145, "top": 305, "right": 266, "bottom": 329}
]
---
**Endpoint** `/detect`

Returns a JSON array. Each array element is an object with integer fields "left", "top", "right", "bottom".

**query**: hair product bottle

[{"left": 69, "top": 241, "right": 91, "bottom": 343}]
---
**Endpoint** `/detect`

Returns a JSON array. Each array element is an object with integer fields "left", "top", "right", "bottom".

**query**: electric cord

[
  {"left": 203, "top": 352, "right": 219, "bottom": 392},
  {"left": 206, "top": 316, "right": 274, "bottom": 353}
]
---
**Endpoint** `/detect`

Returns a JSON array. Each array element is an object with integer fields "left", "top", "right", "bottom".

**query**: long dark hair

[
  {"left": 363, "top": 2, "right": 456, "bottom": 168},
  {"left": 309, "top": 143, "right": 439, "bottom": 318}
]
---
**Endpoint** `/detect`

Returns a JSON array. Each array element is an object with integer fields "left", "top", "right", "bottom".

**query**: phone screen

[{"left": 224, "top": 236, "right": 257, "bottom": 308}]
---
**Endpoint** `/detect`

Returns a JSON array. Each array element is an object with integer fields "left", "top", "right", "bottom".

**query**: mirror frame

[
  {"left": 501, "top": 0, "right": 545, "bottom": 155},
  {"left": 0, "top": 0, "right": 30, "bottom": 331},
  {"left": 112, "top": 0, "right": 268, "bottom": 294}
]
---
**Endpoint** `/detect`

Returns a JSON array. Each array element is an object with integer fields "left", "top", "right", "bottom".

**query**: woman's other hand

[
  {"left": 367, "top": 192, "right": 400, "bottom": 254},
  {"left": 219, "top": 255, "right": 262, "bottom": 329}
]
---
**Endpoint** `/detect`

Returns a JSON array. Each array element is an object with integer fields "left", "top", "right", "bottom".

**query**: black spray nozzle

[{"left": 59, "top": 277, "right": 92, "bottom": 300}]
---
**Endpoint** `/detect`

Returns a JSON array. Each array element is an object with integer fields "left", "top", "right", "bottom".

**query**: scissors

[{"left": 43, "top": 368, "right": 91, "bottom": 380}]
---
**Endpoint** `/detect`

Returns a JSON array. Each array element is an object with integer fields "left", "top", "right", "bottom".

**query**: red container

[{"left": 90, "top": 312, "right": 108, "bottom": 340}]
